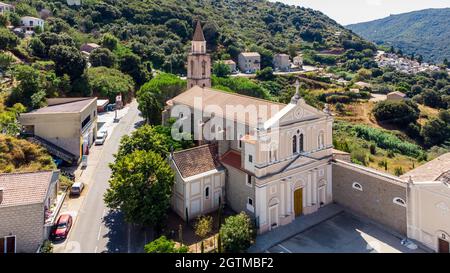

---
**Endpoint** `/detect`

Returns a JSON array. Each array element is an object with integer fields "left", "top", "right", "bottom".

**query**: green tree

[
  {"left": 49, "top": 45, "right": 86, "bottom": 80},
  {"left": 118, "top": 52, "right": 151, "bottom": 86},
  {"left": 144, "top": 236, "right": 188, "bottom": 253},
  {"left": 220, "top": 212, "right": 253, "bottom": 253},
  {"left": 372, "top": 100, "right": 419, "bottom": 126},
  {"left": 104, "top": 150, "right": 175, "bottom": 229},
  {"left": 116, "top": 124, "right": 192, "bottom": 159},
  {"left": 89, "top": 48, "right": 116, "bottom": 68},
  {"left": 256, "top": 67, "right": 274, "bottom": 81},
  {"left": 195, "top": 216, "right": 213, "bottom": 253},
  {"left": 0, "top": 52, "right": 14, "bottom": 70},
  {"left": 0, "top": 28, "right": 19, "bottom": 50},
  {"left": 102, "top": 33, "right": 118, "bottom": 51},
  {"left": 136, "top": 73, "right": 186, "bottom": 125},
  {"left": 421, "top": 118, "right": 450, "bottom": 147},
  {"left": 28, "top": 37, "right": 46, "bottom": 58},
  {"left": 37, "top": 32, "right": 75, "bottom": 57},
  {"left": 86, "top": 67, "right": 134, "bottom": 102},
  {"left": 8, "top": 65, "right": 46, "bottom": 109},
  {"left": 213, "top": 61, "right": 231, "bottom": 78}
]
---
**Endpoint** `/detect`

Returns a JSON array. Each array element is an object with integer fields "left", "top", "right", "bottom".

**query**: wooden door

[
  {"left": 438, "top": 238, "right": 449, "bottom": 253},
  {"left": 6, "top": 236, "right": 15, "bottom": 253},
  {"left": 294, "top": 188, "right": 303, "bottom": 217}
]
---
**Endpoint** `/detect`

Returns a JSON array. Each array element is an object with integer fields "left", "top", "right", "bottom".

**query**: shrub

[
  {"left": 220, "top": 212, "right": 254, "bottom": 253},
  {"left": 144, "top": 236, "right": 188, "bottom": 253},
  {"left": 394, "top": 167, "right": 404, "bottom": 176},
  {"left": 372, "top": 100, "right": 419, "bottom": 126},
  {"left": 369, "top": 143, "right": 376, "bottom": 155}
]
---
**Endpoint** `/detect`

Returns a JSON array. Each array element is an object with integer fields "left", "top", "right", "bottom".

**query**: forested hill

[
  {"left": 347, "top": 8, "right": 450, "bottom": 64},
  {"left": 27, "top": 0, "right": 367, "bottom": 73}
]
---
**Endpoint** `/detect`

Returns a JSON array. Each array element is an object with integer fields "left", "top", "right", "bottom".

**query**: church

[{"left": 164, "top": 21, "right": 334, "bottom": 234}]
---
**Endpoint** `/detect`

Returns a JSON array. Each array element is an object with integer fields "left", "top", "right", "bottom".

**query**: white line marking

[
  {"left": 97, "top": 226, "right": 102, "bottom": 241},
  {"left": 278, "top": 244, "right": 292, "bottom": 253},
  {"left": 265, "top": 250, "right": 270, "bottom": 253},
  {"left": 94, "top": 246, "right": 98, "bottom": 253},
  {"left": 127, "top": 224, "right": 131, "bottom": 253}
]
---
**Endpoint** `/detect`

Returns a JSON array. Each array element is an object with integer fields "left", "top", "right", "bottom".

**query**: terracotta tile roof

[
  {"left": 192, "top": 21, "right": 205, "bottom": 41},
  {"left": 401, "top": 153, "right": 450, "bottom": 182},
  {"left": 220, "top": 149, "right": 252, "bottom": 175},
  {"left": 172, "top": 145, "right": 222, "bottom": 178},
  {"left": 170, "top": 86, "right": 285, "bottom": 126},
  {"left": 0, "top": 171, "right": 56, "bottom": 208}
]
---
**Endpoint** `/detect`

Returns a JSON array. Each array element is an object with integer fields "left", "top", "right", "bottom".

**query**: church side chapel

[{"left": 165, "top": 21, "right": 334, "bottom": 234}]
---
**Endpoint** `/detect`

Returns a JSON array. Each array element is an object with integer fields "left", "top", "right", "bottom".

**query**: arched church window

[
  {"left": 299, "top": 133, "right": 304, "bottom": 152},
  {"left": 292, "top": 135, "right": 297, "bottom": 154},
  {"left": 202, "top": 60, "right": 206, "bottom": 76}
]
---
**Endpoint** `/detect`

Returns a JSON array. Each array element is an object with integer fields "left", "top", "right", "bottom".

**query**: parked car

[
  {"left": 95, "top": 131, "right": 108, "bottom": 145},
  {"left": 51, "top": 214, "right": 73, "bottom": 240},
  {"left": 70, "top": 182, "right": 84, "bottom": 196}
]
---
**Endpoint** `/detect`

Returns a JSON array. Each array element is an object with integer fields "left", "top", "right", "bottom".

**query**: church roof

[
  {"left": 169, "top": 86, "right": 286, "bottom": 127},
  {"left": 172, "top": 144, "right": 222, "bottom": 178},
  {"left": 193, "top": 21, "right": 205, "bottom": 41}
]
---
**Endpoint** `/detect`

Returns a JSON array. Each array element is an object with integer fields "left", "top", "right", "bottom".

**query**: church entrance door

[{"left": 294, "top": 188, "right": 303, "bottom": 217}]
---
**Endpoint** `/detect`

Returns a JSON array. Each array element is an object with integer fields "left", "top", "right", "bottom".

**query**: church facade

[{"left": 165, "top": 22, "right": 333, "bottom": 234}]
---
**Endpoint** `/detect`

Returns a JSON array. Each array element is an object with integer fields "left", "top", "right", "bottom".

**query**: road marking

[
  {"left": 97, "top": 226, "right": 102, "bottom": 241},
  {"left": 94, "top": 246, "right": 98, "bottom": 253},
  {"left": 127, "top": 224, "right": 131, "bottom": 253},
  {"left": 278, "top": 244, "right": 292, "bottom": 253}
]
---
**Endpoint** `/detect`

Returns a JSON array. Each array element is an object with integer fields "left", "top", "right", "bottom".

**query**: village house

[
  {"left": 222, "top": 59, "right": 237, "bottom": 73},
  {"left": 238, "top": 52, "right": 261, "bottom": 73},
  {"left": 18, "top": 98, "right": 98, "bottom": 165},
  {"left": 20, "top": 16, "right": 44, "bottom": 31},
  {"left": 387, "top": 91, "right": 407, "bottom": 101},
  {"left": 273, "top": 53, "right": 290, "bottom": 72},
  {"left": 80, "top": 43, "right": 101, "bottom": 54},
  {"left": 401, "top": 153, "right": 450, "bottom": 253},
  {"left": 0, "top": 1, "right": 14, "bottom": 14},
  {"left": 0, "top": 171, "right": 60, "bottom": 253},
  {"left": 292, "top": 55, "right": 303, "bottom": 70}
]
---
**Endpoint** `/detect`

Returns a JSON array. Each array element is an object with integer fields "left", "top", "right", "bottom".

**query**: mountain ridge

[{"left": 346, "top": 7, "right": 450, "bottom": 64}]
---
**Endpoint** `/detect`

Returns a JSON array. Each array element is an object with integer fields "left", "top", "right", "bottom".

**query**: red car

[{"left": 51, "top": 214, "right": 73, "bottom": 240}]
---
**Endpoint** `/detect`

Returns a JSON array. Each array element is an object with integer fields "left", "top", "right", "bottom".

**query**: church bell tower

[{"left": 187, "top": 21, "right": 211, "bottom": 89}]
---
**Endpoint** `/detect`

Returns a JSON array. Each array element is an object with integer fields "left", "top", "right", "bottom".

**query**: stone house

[
  {"left": 273, "top": 54, "right": 290, "bottom": 72},
  {"left": 18, "top": 98, "right": 98, "bottom": 165},
  {"left": 387, "top": 91, "right": 407, "bottom": 101},
  {"left": 238, "top": 52, "right": 261, "bottom": 73},
  {"left": 0, "top": 171, "right": 59, "bottom": 253}
]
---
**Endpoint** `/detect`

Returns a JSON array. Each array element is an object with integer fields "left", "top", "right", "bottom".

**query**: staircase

[{"left": 27, "top": 135, "right": 78, "bottom": 165}]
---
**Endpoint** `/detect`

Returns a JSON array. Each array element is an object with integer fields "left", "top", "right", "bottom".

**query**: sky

[{"left": 272, "top": 0, "right": 450, "bottom": 25}]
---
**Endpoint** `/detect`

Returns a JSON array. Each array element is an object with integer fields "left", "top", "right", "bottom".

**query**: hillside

[
  {"left": 2, "top": 0, "right": 367, "bottom": 73},
  {"left": 347, "top": 8, "right": 450, "bottom": 64}
]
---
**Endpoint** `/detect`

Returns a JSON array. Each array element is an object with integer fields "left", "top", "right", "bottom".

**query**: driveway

[{"left": 267, "top": 212, "right": 425, "bottom": 253}]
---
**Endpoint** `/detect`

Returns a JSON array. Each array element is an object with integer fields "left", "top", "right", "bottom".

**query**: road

[{"left": 54, "top": 100, "right": 151, "bottom": 253}]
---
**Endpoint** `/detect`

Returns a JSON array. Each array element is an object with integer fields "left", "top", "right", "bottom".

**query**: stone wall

[
  {"left": 0, "top": 203, "right": 44, "bottom": 253},
  {"left": 332, "top": 161, "right": 407, "bottom": 235},
  {"left": 224, "top": 164, "right": 255, "bottom": 217}
]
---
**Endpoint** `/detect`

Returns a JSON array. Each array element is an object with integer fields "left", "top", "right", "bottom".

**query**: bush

[
  {"left": 220, "top": 212, "right": 254, "bottom": 253},
  {"left": 144, "top": 236, "right": 188, "bottom": 253},
  {"left": 394, "top": 167, "right": 404, "bottom": 176},
  {"left": 372, "top": 100, "right": 419, "bottom": 126},
  {"left": 40, "top": 240, "right": 53, "bottom": 253},
  {"left": 326, "top": 95, "right": 351, "bottom": 104}
]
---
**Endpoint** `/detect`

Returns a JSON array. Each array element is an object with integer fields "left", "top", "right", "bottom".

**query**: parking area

[{"left": 267, "top": 212, "right": 426, "bottom": 253}]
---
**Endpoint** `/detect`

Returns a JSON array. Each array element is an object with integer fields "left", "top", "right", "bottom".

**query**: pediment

[{"left": 278, "top": 101, "right": 326, "bottom": 126}]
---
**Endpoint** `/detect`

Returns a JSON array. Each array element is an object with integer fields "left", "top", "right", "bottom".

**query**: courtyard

[{"left": 266, "top": 212, "right": 426, "bottom": 253}]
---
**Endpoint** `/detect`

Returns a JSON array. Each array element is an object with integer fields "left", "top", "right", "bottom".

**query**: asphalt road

[{"left": 55, "top": 100, "right": 151, "bottom": 253}]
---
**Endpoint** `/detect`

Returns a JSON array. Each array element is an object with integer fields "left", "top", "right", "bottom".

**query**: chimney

[{"left": 0, "top": 188, "right": 3, "bottom": 205}]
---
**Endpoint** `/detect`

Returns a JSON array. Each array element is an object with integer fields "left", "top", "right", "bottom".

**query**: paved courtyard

[{"left": 267, "top": 212, "right": 426, "bottom": 253}]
